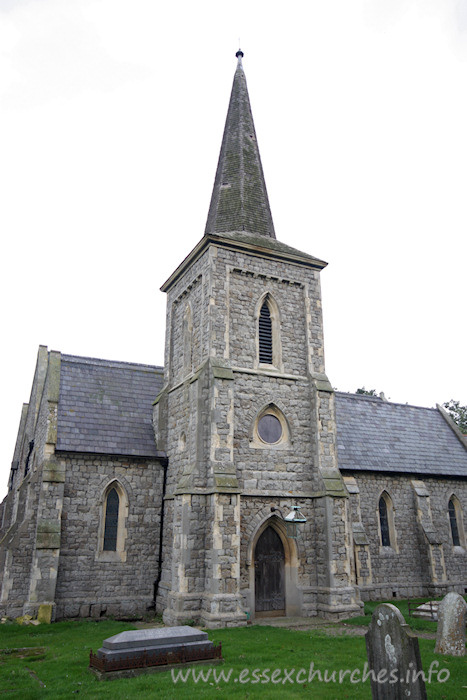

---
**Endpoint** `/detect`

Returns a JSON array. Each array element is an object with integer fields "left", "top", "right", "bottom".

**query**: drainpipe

[{"left": 150, "top": 455, "right": 168, "bottom": 611}]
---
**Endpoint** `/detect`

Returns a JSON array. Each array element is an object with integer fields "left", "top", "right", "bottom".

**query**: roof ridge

[
  {"left": 61, "top": 354, "right": 163, "bottom": 372},
  {"left": 335, "top": 391, "right": 437, "bottom": 411}
]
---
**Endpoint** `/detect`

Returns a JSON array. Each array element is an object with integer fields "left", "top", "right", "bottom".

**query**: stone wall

[
  {"left": 157, "top": 237, "right": 361, "bottom": 625},
  {"left": 163, "top": 251, "right": 211, "bottom": 386},
  {"left": 0, "top": 347, "right": 55, "bottom": 618},
  {"left": 169, "top": 274, "right": 204, "bottom": 384},
  {"left": 54, "top": 453, "right": 164, "bottom": 619},
  {"left": 214, "top": 250, "right": 326, "bottom": 375},
  {"left": 234, "top": 373, "right": 318, "bottom": 492},
  {"left": 0, "top": 470, "right": 41, "bottom": 618},
  {"left": 227, "top": 269, "right": 308, "bottom": 373},
  {"left": 161, "top": 244, "right": 326, "bottom": 385},
  {"left": 156, "top": 242, "right": 331, "bottom": 502},
  {"left": 154, "top": 497, "right": 173, "bottom": 613},
  {"left": 347, "top": 472, "right": 467, "bottom": 600}
]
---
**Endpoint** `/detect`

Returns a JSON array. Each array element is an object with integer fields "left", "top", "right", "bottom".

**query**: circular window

[{"left": 258, "top": 414, "right": 283, "bottom": 444}]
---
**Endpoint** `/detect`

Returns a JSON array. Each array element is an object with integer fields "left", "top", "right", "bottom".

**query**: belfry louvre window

[
  {"left": 259, "top": 300, "right": 273, "bottom": 364},
  {"left": 103, "top": 488, "right": 119, "bottom": 551}
]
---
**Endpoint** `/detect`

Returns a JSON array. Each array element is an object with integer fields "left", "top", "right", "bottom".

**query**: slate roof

[
  {"left": 54, "top": 353, "right": 467, "bottom": 475},
  {"left": 205, "top": 51, "right": 276, "bottom": 238},
  {"left": 335, "top": 392, "right": 467, "bottom": 478},
  {"left": 56, "top": 354, "right": 164, "bottom": 458}
]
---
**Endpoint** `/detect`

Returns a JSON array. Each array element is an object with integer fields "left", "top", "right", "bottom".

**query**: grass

[
  {"left": 344, "top": 596, "right": 467, "bottom": 632},
  {"left": 343, "top": 598, "right": 439, "bottom": 633},
  {"left": 0, "top": 602, "right": 465, "bottom": 699}
]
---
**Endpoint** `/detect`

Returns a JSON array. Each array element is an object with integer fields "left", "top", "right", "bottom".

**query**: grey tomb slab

[
  {"left": 102, "top": 626, "right": 208, "bottom": 650},
  {"left": 97, "top": 625, "right": 214, "bottom": 663}
]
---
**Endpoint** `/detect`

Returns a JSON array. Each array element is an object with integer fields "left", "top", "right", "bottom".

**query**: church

[{"left": 1, "top": 52, "right": 466, "bottom": 627}]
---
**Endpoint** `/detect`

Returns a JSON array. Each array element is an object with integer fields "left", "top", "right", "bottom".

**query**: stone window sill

[
  {"left": 379, "top": 546, "right": 398, "bottom": 556},
  {"left": 95, "top": 550, "right": 127, "bottom": 563}
]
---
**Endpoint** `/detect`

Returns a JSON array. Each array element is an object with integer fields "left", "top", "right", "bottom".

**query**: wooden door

[{"left": 254, "top": 526, "right": 285, "bottom": 616}]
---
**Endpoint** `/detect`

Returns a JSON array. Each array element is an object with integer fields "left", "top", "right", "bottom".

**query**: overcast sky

[{"left": 1, "top": 0, "right": 466, "bottom": 499}]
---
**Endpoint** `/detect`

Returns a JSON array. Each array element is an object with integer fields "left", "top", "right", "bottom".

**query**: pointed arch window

[
  {"left": 448, "top": 496, "right": 464, "bottom": 548},
  {"left": 379, "top": 497, "right": 390, "bottom": 547},
  {"left": 103, "top": 488, "right": 119, "bottom": 551},
  {"left": 378, "top": 492, "right": 397, "bottom": 550},
  {"left": 97, "top": 481, "right": 128, "bottom": 562},
  {"left": 257, "top": 294, "right": 282, "bottom": 369}
]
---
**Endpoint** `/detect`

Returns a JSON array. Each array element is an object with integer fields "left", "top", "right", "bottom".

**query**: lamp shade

[{"left": 283, "top": 506, "right": 307, "bottom": 539}]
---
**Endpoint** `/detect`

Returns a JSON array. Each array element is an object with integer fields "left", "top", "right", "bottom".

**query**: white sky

[{"left": 1, "top": 0, "right": 466, "bottom": 499}]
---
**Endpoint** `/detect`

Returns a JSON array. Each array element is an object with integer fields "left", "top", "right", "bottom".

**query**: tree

[{"left": 442, "top": 400, "right": 467, "bottom": 434}]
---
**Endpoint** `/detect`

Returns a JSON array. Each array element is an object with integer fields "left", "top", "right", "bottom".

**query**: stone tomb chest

[{"left": 89, "top": 626, "right": 222, "bottom": 678}]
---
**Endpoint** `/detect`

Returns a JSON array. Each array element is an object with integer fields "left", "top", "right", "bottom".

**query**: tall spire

[{"left": 205, "top": 50, "right": 276, "bottom": 239}]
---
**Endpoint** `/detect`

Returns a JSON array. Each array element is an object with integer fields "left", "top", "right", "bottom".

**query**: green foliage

[
  {"left": 356, "top": 387, "right": 377, "bottom": 396},
  {"left": 0, "top": 615, "right": 465, "bottom": 698},
  {"left": 442, "top": 400, "right": 467, "bottom": 433}
]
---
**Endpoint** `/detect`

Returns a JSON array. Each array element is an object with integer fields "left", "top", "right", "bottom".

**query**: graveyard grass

[
  {"left": 344, "top": 598, "right": 444, "bottom": 632},
  {"left": 1, "top": 605, "right": 465, "bottom": 699}
]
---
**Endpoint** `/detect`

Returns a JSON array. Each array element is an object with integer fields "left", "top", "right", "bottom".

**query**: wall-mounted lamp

[{"left": 271, "top": 505, "right": 307, "bottom": 539}]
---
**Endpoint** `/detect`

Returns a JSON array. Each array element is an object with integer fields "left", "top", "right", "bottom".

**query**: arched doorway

[{"left": 254, "top": 526, "right": 285, "bottom": 616}]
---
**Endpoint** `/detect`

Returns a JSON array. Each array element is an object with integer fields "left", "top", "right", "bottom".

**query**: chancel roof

[
  {"left": 335, "top": 392, "right": 467, "bottom": 478},
  {"left": 56, "top": 354, "right": 164, "bottom": 458}
]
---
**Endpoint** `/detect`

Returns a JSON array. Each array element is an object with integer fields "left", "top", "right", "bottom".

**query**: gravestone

[
  {"left": 89, "top": 625, "right": 222, "bottom": 679},
  {"left": 412, "top": 601, "right": 438, "bottom": 621},
  {"left": 97, "top": 626, "right": 212, "bottom": 662},
  {"left": 37, "top": 604, "right": 53, "bottom": 624},
  {"left": 434, "top": 592, "right": 467, "bottom": 656},
  {"left": 365, "top": 603, "right": 427, "bottom": 700}
]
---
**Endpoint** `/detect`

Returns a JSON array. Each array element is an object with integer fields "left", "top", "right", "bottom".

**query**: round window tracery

[{"left": 258, "top": 414, "right": 283, "bottom": 444}]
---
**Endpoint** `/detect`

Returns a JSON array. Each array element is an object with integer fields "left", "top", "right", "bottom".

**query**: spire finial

[{"left": 236, "top": 48, "right": 244, "bottom": 65}]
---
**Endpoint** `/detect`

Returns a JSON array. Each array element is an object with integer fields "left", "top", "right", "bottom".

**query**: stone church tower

[{"left": 153, "top": 51, "right": 360, "bottom": 627}]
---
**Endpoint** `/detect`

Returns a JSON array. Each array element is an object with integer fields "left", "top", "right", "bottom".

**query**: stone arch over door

[{"left": 247, "top": 515, "right": 300, "bottom": 619}]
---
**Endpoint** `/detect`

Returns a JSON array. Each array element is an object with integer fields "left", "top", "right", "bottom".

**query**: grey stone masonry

[
  {"left": 0, "top": 348, "right": 63, "bottom": 620},
  {"left": 53, "top": 452, "right": 164, "bottom": 620},
  {"left": 344, "top": 472, "right": 466, "bottom": 601},
  {"left": 0, "top": 347, "right": 167, "bottom": 621},
  {"left": 156, "top": 190, "right": 359, "bottom": 624}
]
